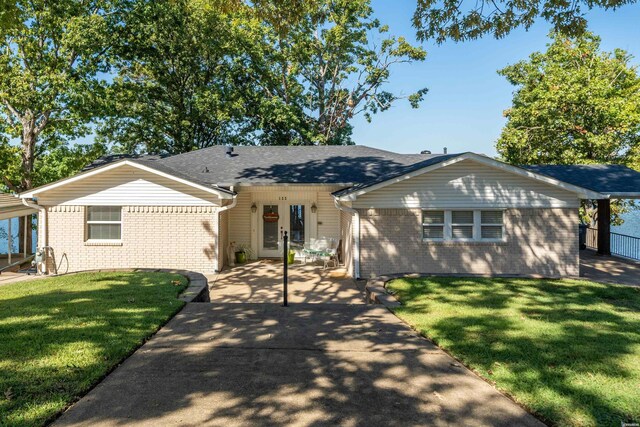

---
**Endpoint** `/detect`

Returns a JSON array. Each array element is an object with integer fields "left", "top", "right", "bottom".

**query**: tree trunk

[
  {"left": 20, "top": 119, "right": 36, "bottom": 192},
  {"left": 18, "top": 118, "right": 37, "bottom": 254}
]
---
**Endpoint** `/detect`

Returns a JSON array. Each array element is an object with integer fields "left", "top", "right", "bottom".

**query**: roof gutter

[
  {"left": 21, "top": 198, "right": 46, "bottom": 248},
  {"left": 21, "top": 198, "right": 48, "bottom": 274},
  {"left": 217, "top": 187, "right": 238, "bottom": 213},
  {"left": 334, "top": 199, "right": 360, "bottom": 279}
]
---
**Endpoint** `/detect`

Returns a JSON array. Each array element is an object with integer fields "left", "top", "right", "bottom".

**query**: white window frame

[
  {"left": 86, "top": 206, "right": 122, "bottom": 242},
  {"left": 422, "top": 209, "right": 505, "bottom": 242}
]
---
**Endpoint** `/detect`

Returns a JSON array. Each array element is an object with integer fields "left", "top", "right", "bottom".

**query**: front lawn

[
  {"left": 0, "top": 272, "right": 187, "bottom": 427},
  {"left": 387, "top": 277, "right": 640, "bottom": 427}
]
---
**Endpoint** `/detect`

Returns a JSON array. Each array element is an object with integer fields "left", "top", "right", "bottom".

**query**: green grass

[
  {"left": 387, "top": 277, "right": 640, "bottom": 427},
  {"left": 0, "top": 272, "right": 188, "bottom": 427}
]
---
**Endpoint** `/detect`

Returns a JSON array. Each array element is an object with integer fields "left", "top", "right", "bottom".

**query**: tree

[
  {"left": 103, "top": 0, "right": 427, "bottom": 152},
  {"left": 98, "top": 0, "right": 251, "bottom": 154},
  {"left": 496, "top": 31, "right": 640, "bottom": 224},
  {"left": 412, "top": 0, "right": 637, "bottom": 43},
  {"left": 0, "top": 0, "right": 126, "bottom": 252},
  {"left": 247, "top": 0, "right": 428, "bottom": 145},
  {"left": 0, "top": 0, "right": 127, "bottom": 192}
]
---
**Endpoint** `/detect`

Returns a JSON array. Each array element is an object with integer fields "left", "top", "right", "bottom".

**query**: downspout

[
  {"left": 334, "top": 198, "right": 361, "bottom": 279},
  {"left": 21, "top": 198, "right": 46, "bottom": 248},
  {"left": 215, "top": 187, "right": 237, "bottom": 272},
  {"left": 21, "top": 198, "right": 47, "bottom": 273}
]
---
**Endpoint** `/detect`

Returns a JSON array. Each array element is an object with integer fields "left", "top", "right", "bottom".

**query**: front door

[{"left": 258, "top": 203, "right": 307, "bottom": 257}]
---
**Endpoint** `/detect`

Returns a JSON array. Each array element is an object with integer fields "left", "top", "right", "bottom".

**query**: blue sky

[{"left": 352, "top": 0, "right": 640, "bottom": 156}]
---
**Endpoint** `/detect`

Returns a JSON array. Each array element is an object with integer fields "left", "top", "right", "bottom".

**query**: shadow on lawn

[
  {"left": 0, "top": 273, "right": 186, "bottom": 426},
  {"left": 393, "top": 277, "right": 640, "bottom": 426}
]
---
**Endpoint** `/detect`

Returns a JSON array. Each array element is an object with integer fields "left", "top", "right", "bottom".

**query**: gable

[
  {"left": 351, "top": 159, "right": 582, "bottom": 209},
  {"left": 35, "top": 164, "right": 222, "bottom": 206}
]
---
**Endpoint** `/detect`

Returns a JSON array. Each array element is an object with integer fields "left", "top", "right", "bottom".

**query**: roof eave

[
  {"left": 332, "top": 152, "right": 607, "bottom": 201},
  {"left": 20, "top": 160, "right": 235, "bottom": 200}
]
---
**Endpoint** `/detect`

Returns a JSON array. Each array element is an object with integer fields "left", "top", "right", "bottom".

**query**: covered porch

[
  {"left": 220, "top": 185, "right": 351, "bottom": 272},
  {"left": 524, "top": 164, "right": 640, "bottom": 256},
  {"left": 0, "top": 193, "right": 38, "bottom": 274},
  {"left": 580, "top": 249, "right": 640, "bottom": 287}
]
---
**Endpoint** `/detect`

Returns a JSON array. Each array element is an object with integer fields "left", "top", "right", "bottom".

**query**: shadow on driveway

[{"left": 54, "top": 303, "right": 543, "bottom": 426}]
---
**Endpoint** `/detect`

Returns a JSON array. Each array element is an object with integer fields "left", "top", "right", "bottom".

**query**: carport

[{"left": 524, "top": 164, "right": 640, "bottom": 256}]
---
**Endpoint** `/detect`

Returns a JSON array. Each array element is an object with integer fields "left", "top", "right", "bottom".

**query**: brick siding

[
  {"left": 44, "top": 206, "right": 218, "bottom": 274},
  {"left": 358, "top": 208, "right": 579, "bottom": 278}
]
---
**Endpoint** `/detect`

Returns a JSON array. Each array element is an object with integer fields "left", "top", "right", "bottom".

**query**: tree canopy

[
  {"left": 99, "top": 0, "right": 428, "bottom": 153},
  {"left": 497, "top": 31, "right": 640, "bottom": 168},
  {"left": 247, "top": 0, "right": 428, "bottom": 146},
  {"left": 97, "top": 0, "right": 253, "bottom": 155},
  {"left": 0, "top": 0, "right": 128, "bottom": 192},
  {"left": 496, "top": 31, "right": 640, "bottom": 223},
  {"left": 412, "top": 0, "right": 637, "bottom": 43}
]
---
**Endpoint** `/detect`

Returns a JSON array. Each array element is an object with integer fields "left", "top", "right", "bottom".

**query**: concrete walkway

[
  {"left": 55, "top": 303, "right": 543, "bottom": 427},
  {"left": 208, "top": 260, "right": 364, "bottom": 304},
  {"left": 0, "top": 271, "right": 42, "bottom": 287},
  {"left": 580, "top": 250, "right": 640, "bottom": 287}
]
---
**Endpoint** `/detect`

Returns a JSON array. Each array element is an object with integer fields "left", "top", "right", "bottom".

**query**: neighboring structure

[{"left": 17, "top": 145, "right": 640, "bottom": 278}]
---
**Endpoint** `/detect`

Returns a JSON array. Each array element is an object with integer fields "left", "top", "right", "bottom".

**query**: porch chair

[{"left": 302, "top": 237, "right": 338, "bottom": 269}]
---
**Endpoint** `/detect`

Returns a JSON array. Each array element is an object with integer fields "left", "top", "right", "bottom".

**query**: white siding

[
  {"left": 353, "top": 159, "right": 581, "bottom": 209},
  {"left": 37, "top": 165, "right": 221, "bottom": 206},
  {"left": 229, "top": 191, "right": 252, "bottom": 247},
  {"left": 317, "top": 191, "right": 340, "bottom": 239}
]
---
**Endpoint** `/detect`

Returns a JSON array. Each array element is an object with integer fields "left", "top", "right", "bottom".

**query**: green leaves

[
  {"left": 412, "top": 0, "right": 635, "bottom": 43},
  {"left": 0, "top": 0, "right": 130, "bottom": 191},
  {"left": 98, "top": 0, "right": 427, "bottom": 151},
  {"left": 247, "top": 0, "right": 428, "bottom": 145},
  {"left": 497, "top": 31, "right": 640, "bottom": 223},
  {"left": 497, "top": 31, "right": 640, "bottom": 167},
  {"left": 98, "top": 0, "right": 254, "bottom": 154}
]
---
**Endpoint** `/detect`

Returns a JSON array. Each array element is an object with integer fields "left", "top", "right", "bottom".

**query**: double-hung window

[
  {"left": 451, "top": 210, "right": 474, "bottom": 240},
  {"left": 422, "top": 210, "right": 445, "bottom": 240},
  {"left": 422, "top": 209, "right": 504, "bottom": 241},
  {"left": 86, "top": 206, "right": 122, "bottom": 240},
  {"left": 480, "top": 210, "right": 504, "bottom": 240}
]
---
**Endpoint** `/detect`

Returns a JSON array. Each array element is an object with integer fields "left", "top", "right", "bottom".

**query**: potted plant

[{"left": 235, "top": 244, "right": 254, "bottom": 264}]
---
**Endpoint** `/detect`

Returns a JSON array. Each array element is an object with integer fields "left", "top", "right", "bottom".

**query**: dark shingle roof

[
  {"left": 82, "top": 146, "right": 640, "bottom": 199},
  {"left": 89, "top": 146, "right": 452, "bottom": 188},
  {"left": 523, "top": 164, "right": 640, "bottom": 196},
  {"left": 332, "top": 153, "right": 461, "bottom": 197}
]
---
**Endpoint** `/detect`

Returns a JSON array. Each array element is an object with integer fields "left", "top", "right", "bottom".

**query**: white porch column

[{"left": 23, "top": 215, "right": 28, "bottom": 258}]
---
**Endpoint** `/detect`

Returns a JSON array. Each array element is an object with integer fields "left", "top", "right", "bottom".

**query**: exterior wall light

[
  {"left": 311, "top": 203, "right": 317, "bottom": 213},
  {"left": 251, "top": 203, "right": 257, "bottom": 213}
]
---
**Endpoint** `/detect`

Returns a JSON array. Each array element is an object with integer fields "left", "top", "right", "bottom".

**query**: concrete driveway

[{"left": 55, "top": 303, "right": 543, "bottom": 427}]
